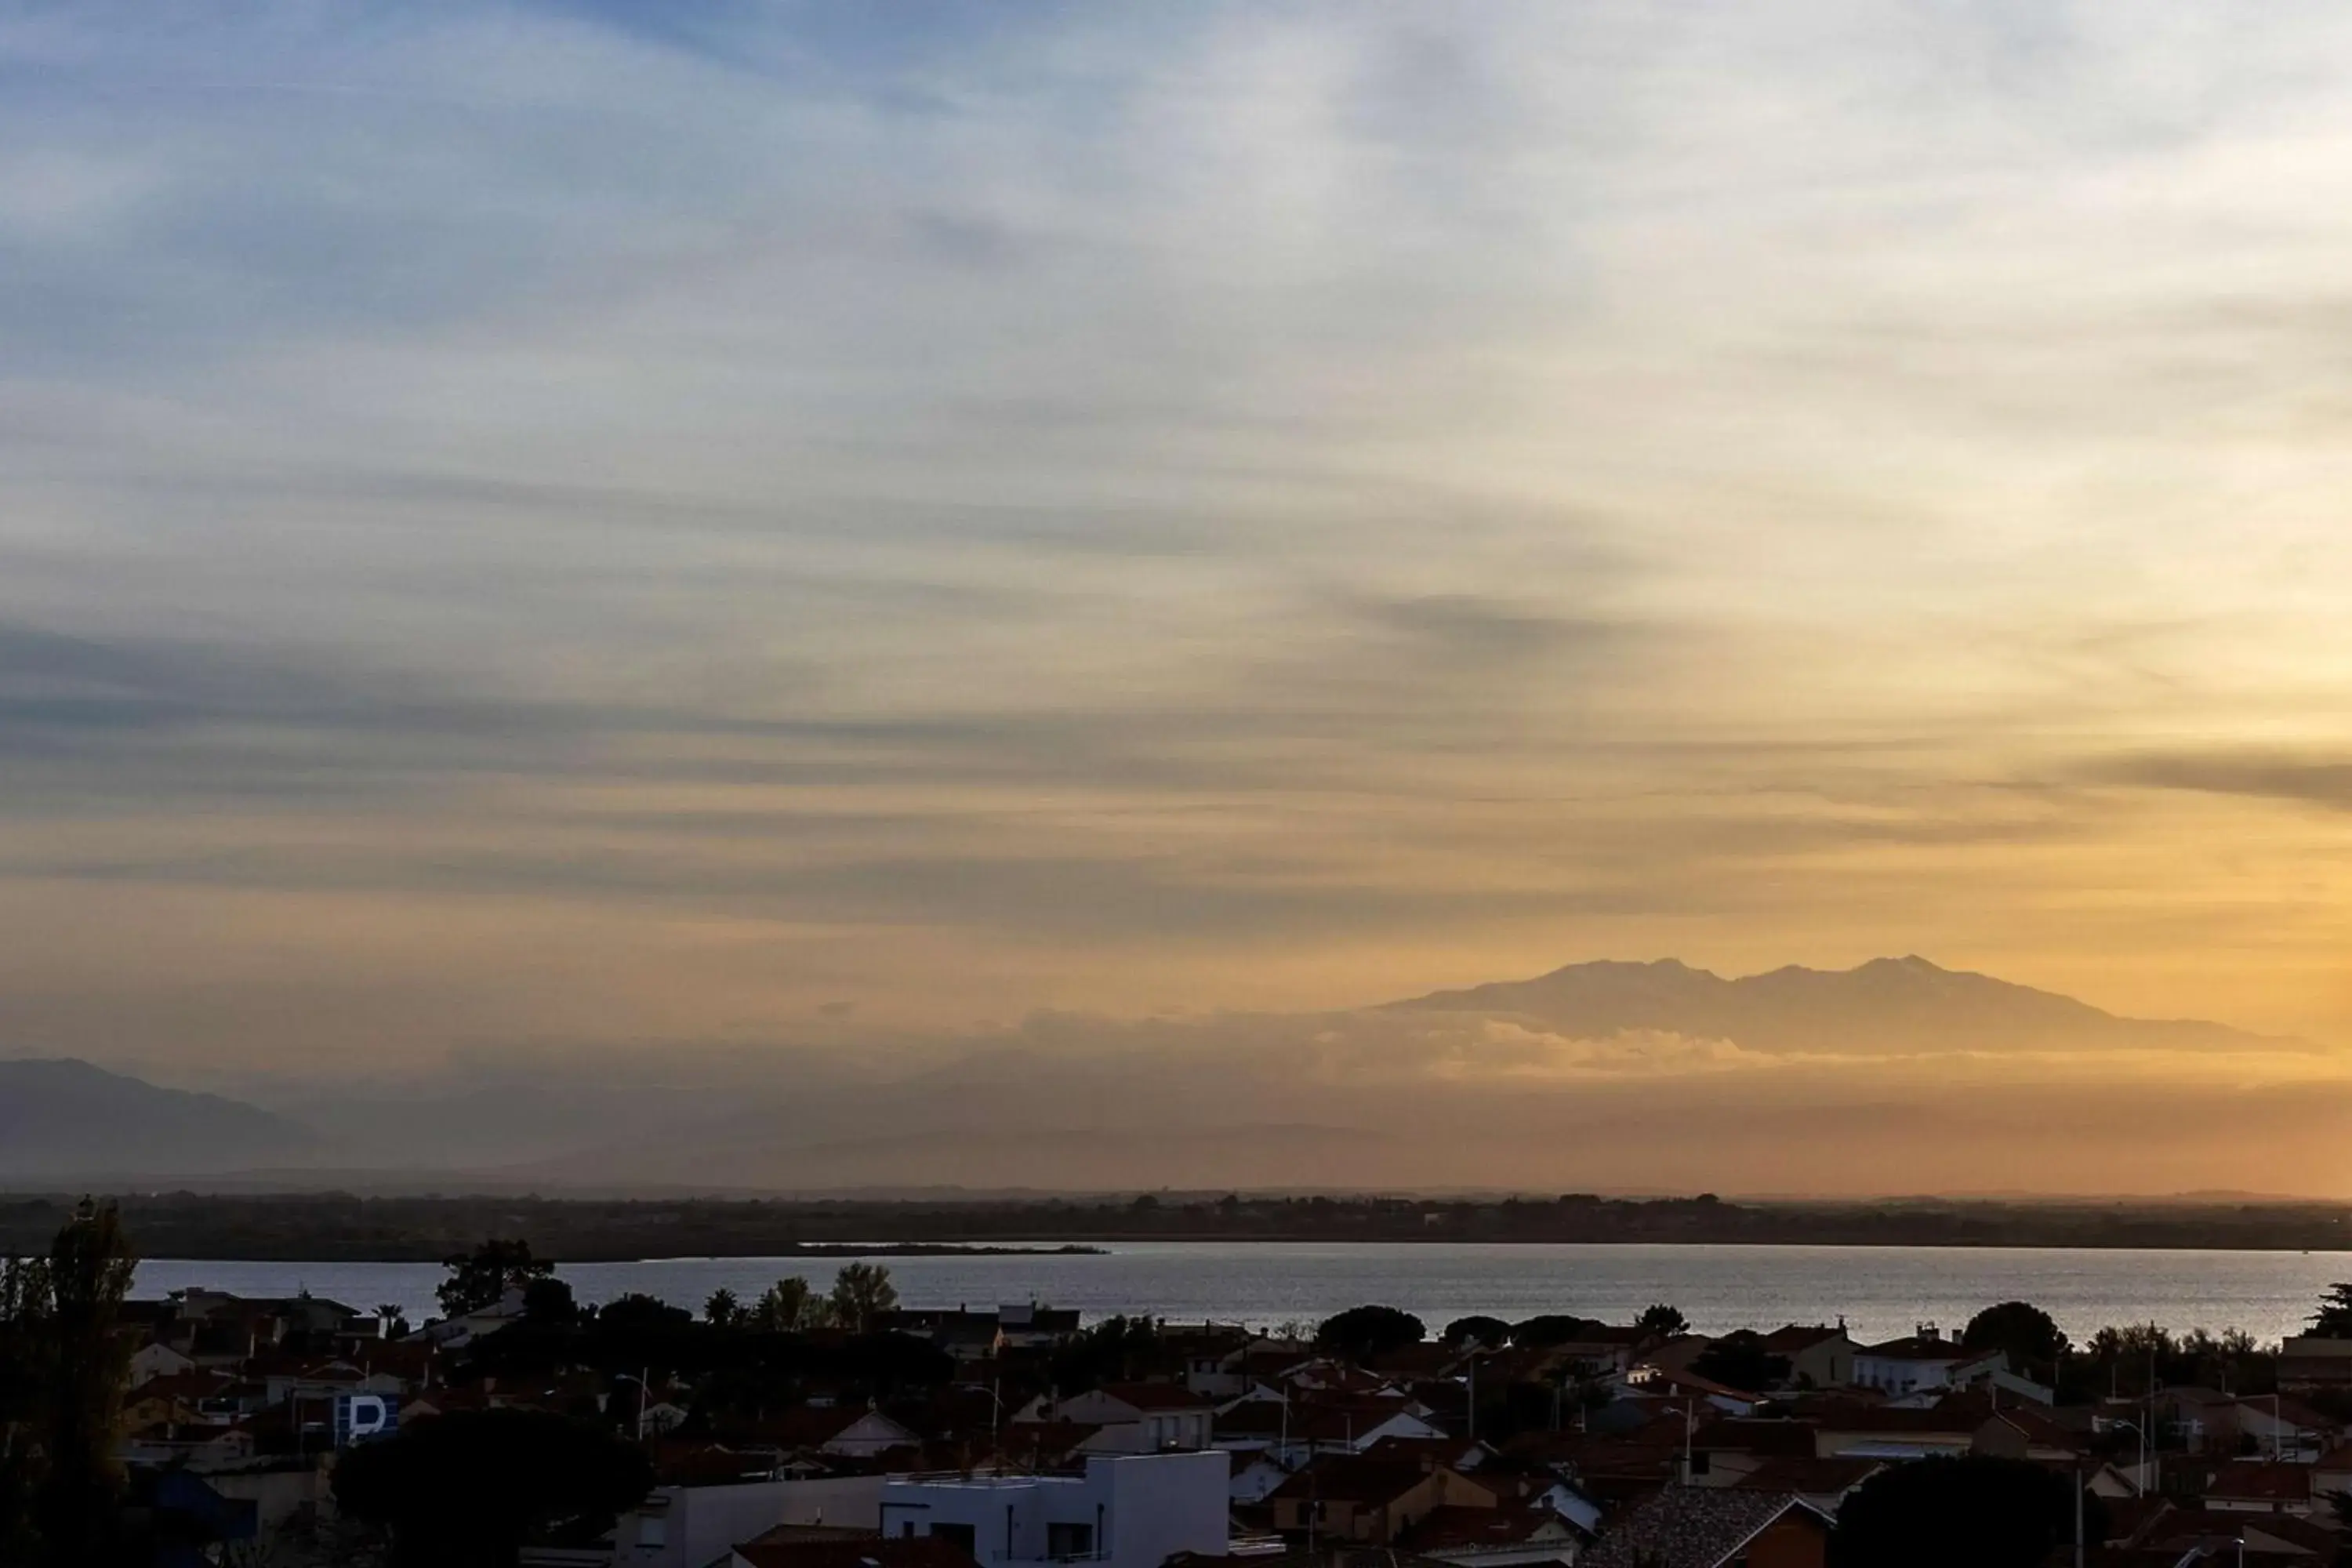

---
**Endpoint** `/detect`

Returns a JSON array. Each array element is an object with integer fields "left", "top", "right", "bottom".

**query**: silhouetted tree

[
  {"left": 0, "top": 1200, "right": 137, "bottom": 1567},
  {"left": 334, "top": 1408, "right": 654, "bottom": 1568},
  {"left": 1052, "top": 1314, "right": 1163, "bottom": 1390},
  {"left": 1442, "top": 1316, "right": 1512, "bottom": 1349},
  {"left": 0, "top": 1254, "right": 53, "bottom": 1562},
  {"left": 1830, "top": 1454, "right": 2100, "bottom": 1568},
  {"left": 751, "top": 1276, "right": 826, "bottom": 1333},
  {"left": 521, "top": 1276, "right": 579, "bottom": 1327},
  {"left": 2311, "top": 1284, "right": 2352, "bottom": 1338},
  {"left": 1637, "top": 1303, "right": 1689, "bottom": 1338},
  {"left": 1511, "top": 1313, "right": 1606, "bottom": 1348},
  {"left": 1962, "top": 1301, "right": 2067, "bottom": 1381},
  {"left": 704, "top": 1287, "right": 743, "bottom": 1328},
  {"left": 596, "top": 1294, "right": 691, "bottom": 1334},
  {"left": 437, "top": 1240, "right": 552, "bottom": 1317},
  {"left": 827, "top": 1263, "right": 898, "bottom": 1334},
  {"left": 1316, "top": 1305, "right": 1425, "bottom": 1362},
  {"left": 1690, "top": 1330, "right": 1789, "bottom": 1391},
  {"left": 35, "top": 1200, "right": 135, "bottom": 1565}
]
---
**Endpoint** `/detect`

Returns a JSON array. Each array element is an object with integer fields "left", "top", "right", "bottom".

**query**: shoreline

[{"left": 125, "top": 1235, "right": 2352, "bottom": 1263}]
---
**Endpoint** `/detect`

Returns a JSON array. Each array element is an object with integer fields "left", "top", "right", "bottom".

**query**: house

[
  {"left": 1401, "top": 1503, "right": 1588, "bottom": 1568},
  {"left": 995, "top": 1304, "right": 1082, "bottom": 1352},
  {"left": 1683, "top": 1421, "right": 1817, "bottom": 1488},
  {"left": 2276, "top": 1338, "right": 2352, "bottom": 1391},
  {"left": 1621, "top": 1368, "right": 1763, "bottom": 1417},
  {"left": 1215, "top": 1400, "right": 1448, "bottom": 1467},
  {"left": 1810, "top": 1407, "right": 1976, "bottom": 1461},
  {"left": 2201, "top": 1460, "right": 2315, "bottom": 1516},
  {"left": 1014, "top": 1384, "right": 1214, "bottom": 1452},
  {"left": 1727, "top": 1458, "right": 1882, "bottom": 1515},
  {"left": 1756, "top": 1327, "right": 1856, "bottom": 1392},
  {"left": 612, "top": 1474, "right": 888, "bottom": 1568},
  {"left": 879, "top": 1451, "right": 1229, "bottom": 1568},
  {"left": 1579, "top": 1489, "right": 1830, "bottom": 1568},
  {"left": 2306, "top": 1442, "right": 2352, "bottom": 1504},
  {"left": 1972, "top": 1407, "right": 2088, "bottom": 1464},
  {"left": 730, "top": 1532, "right": 979, "bottom": 1568},
  {"left": 750, "top": 1407, "right": 924, "bottom": 1460},
  {"left": 2238, "top": 1396, "right": 2334, "bottom": 1460},
  {"left": 1267, "top": 1458, "right": 1497, "bottom": 1545},
  {"left": 2132, "top": 1508, "right": 2339, "bottom": 1563},
  {"left": 1232, "top": 1454, "right": 1294, "bottom": 1504},
  {"left": 1163, "top": 1326, "right": 1258, "bottom": 1399},
  {"left": 129, "top": 1341, "right": 199, "bottom": 1386},
  {"left": 1849, "top": 1330, "right": 2002, "bottom": 1397}
]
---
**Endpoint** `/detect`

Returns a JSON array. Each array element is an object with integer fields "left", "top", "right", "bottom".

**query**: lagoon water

[{"left": 132, "top": 1241, "right": 2352, "bottom": 1345}]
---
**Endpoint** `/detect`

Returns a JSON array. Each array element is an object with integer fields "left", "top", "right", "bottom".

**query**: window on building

[
  {"left": 933, "top": 1523, "right": 978, "bottom": 1555},
  {"left": 1048, "top": 1523, "right": 1095, "bottom": 1559}
]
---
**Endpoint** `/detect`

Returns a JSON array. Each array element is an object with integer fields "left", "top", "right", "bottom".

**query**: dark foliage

[
  {"left": 597, "top": 1293, "right": 693, "bottom": 1333},
  {"left": 521, "top": 1276, "right": 579, "bottom": 1327},
  {"left": 2310, "top": 1283, "right": 2352, "bottom": 1338},
  {"left": 333, "top": 1408, "right": 654, "bottom": 1568},
  {"left": 18, "top": 1192, "right": 2352, "bottom": 1264},
  {"left": 1830, "top": 1455, "right": 2101, "bottom": 1568},
  {"left": 1051, "top": 1314, "right": 1164, "bottom": 1390},
  {"left": 0, "top": 1200, "right": 138, "bottom": 1568},
  {"left": 1442, "top": 1315, "right": 1512, "bottom": 1348},
  {"left": 1636, "top": 1303, "right": 1689, "bottom": 1337},
  {"left": 1689, "top": 1330, "right": 1790, "bottom": 1391},
  {"left": 437, "top": 1239, "right": 553, "bottom": 1317},
  {"left": 1961, "top": 1301, "right": 2067, "bottom": 1376},
  {"left": 1315, "top": 1305, "right": 1425, "bottom": 1361},
  {"left": 1510, "top": 1313, "right": 1608, "bottom": 1348}
]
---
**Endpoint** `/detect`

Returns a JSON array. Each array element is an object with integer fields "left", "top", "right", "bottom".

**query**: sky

[{"left": 8, "top": 2, "right": 2352, "bottom": 1134}]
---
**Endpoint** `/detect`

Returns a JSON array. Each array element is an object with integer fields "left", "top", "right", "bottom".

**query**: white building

[
  {"left": 612, "top": 1474, "right": 886, "bottom": 1568},
  {"left": 1012, "top": 1384, "right": 1215, "bottom": 1454},
  {"left": 879, "top": 1452, "right": 1229, "bottom": 1568},
  {"left": 1850, "top": 1330, "right": 2003, "bottom": 1397}
]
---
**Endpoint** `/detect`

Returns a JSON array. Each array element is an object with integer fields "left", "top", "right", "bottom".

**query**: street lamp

[{"left": 2110, "top": 1417, "right": 2148, "bottom": 1494}]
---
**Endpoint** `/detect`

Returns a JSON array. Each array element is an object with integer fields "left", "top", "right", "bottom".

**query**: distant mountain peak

[
  {"left": 1395, "top": 954, "right": 2260, "bottom": 1056},
  {"left": 0, "top": 1056, "right": 318, "bottom": 1179}
]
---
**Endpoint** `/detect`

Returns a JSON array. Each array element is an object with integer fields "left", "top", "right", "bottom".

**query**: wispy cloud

[{"left": 7, "top": 0, "right": 2352, "bottom": 1097}]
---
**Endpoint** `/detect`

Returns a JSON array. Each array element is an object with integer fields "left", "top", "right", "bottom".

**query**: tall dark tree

[
  {"left": 1961, "top": 1301, "right": 2067, "bottom": 1378},
  {"left": 0, "top": 1254, "right": 53, "bottom": 1563},
  {"left": 0, "top": 1200, "right": 137, "bottom": 1568},
  {"left": 1830, "top": 1455, "right": 2100, "bottom": 1568},
  {"left": 334, "top": 1408, "right": 654, "bottom": 1568},
  {"left": 1315, "top": 1305, "right": 1425, "bottom": 1362},
  {"left": 2310, "top": 1283, "right": 2352, "bottom": 1338},
  {"left": 827, "top": 1262, "right": 898, "bottom": 1334},
  {"left": 437, "top": 1239, "right": 554, "bottom": 1318},
  {"left": 35, "top": 1200, "right": 135, "bottom": 1565}
]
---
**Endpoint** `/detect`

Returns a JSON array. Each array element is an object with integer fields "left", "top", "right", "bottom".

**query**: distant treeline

[{"left": 0, "top": 1191, "right": 2347, "bottom": 1261}]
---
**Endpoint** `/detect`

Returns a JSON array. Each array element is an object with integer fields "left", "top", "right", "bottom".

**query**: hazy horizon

[{"left": 9, "top": 5, "right": 2352, "bottom": 1195}]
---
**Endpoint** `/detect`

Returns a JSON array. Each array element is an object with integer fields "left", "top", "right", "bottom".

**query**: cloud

[
  {"left": 2088, "top": 750, "right": 2352, "bottom": 811},
  {"left": 8, "top": 0, "right": 2352, "bottom": 1080}
]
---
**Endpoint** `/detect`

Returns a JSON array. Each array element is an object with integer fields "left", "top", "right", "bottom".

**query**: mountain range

[{"left": 0, "top": 957, "right": 2334, "bottom": 1195}]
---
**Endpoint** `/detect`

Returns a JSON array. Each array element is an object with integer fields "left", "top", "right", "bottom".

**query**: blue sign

[{"left": 332, "top": 1393, "right": 398, "bottom": 1446}]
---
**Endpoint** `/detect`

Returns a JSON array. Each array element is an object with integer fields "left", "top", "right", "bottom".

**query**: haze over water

[{"left": 132, "top": 1242, "right": 2352, "bottom": 1348}]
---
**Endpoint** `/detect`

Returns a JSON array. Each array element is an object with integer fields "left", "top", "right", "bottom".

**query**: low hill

[{"left": 0, "top": 1058, "right": 320, "bottom": 1178}]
